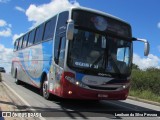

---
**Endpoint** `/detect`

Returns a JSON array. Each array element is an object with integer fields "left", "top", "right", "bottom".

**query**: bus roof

[{"left": 14, "top": 6, "right": 131, "bottom": 42}]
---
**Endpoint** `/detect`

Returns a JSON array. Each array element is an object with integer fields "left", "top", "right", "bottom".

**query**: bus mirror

[
  {"left": 67, "top": 19, "right": 74, "bottom": 40},
  {"left": 144, "top": 41, "right": 150, "bottom": 56},
  {"left": 132, "top": 38, "right": 150, "bottom": 56}
]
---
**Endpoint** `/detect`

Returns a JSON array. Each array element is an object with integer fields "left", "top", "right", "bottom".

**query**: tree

[{"left": 132, "top": 63, "right": 140, "bottom": 70}]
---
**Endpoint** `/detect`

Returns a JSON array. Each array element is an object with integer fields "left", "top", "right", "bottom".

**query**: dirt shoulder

[
  {"left": 0, "top": 82, "right": 17, "bottom": 111},
  {"left": 0, "top": 72, "right": 42, "bottom": 120},
  {"left": 0, "top": 82, "right": 36, "bottom": 120},
  {"left": 0, "top": 82, "right": 30, "bottom": 111}
]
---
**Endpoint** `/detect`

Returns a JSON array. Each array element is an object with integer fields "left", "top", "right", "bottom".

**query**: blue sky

[{"left": 0, "top": 0, "right": 160, "bottom": 72}]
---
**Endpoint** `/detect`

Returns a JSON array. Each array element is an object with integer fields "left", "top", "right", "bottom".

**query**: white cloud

[
  {"left": 0, "top": 0, "right": 10, "bottom": 3},
  {"left": 158, "top": 22, "right": 160, "bottom": 29},
  {"left": 12, "top": 33, "right": 24, "bottom": 44},
  {"left": 25, "top": 0, "right": 80, "bottom": 27},
  {"left": 0, "top": 28, "right": 12, "bottom": 37},
  {"left": 0, "top": 44, "right": 13, "bottom": 73},
  {"left": 133, "top": 53, "right": 160, "bottom": 70},
  {"left": 15, "top": 6, "right": 25, "bottom": 13},
  {"left": 0, "top": 19, "right": 7, "bottom": 27},
  {"left": 0, "top": 19, "right": 12, "bottom": 37}
]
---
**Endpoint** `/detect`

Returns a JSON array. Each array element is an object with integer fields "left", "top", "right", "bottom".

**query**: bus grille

[{"left": 87, "top": 85, "right": 118, "bottom": 90}]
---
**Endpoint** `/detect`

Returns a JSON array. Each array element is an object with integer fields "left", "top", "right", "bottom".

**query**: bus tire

[
  {"left": 15, "top": 70, "right": 21, "bottom": 85},
  {"left": 42, "top": 75, "right": 52, "bottom": 100}
]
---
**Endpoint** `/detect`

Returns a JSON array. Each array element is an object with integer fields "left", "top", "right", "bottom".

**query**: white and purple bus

[{"left": 11, "top": 6, "right": 149, "bottom": 100}]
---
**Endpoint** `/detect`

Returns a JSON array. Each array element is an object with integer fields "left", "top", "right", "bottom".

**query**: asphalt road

[{"left": 1, "top": 73, "right": 160, "bottom": 120}]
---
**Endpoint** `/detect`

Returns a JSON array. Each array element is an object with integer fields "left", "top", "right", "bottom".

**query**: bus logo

[{"left": 91, "top": 16, "right": 107, "bottom": 31}]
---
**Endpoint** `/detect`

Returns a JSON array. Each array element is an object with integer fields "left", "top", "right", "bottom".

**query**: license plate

[{"left": 98, "top": 94, "right": 108, "bottom": 98}]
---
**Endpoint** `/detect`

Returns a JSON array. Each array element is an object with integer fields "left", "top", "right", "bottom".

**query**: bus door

[{"left": 53, "top": 32, "right": 66, "bottom": 87}]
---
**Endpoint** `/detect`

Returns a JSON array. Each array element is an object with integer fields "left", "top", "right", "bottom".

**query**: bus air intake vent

[{"left": 87, "top": 85, "right": 118, "bottom": 90}]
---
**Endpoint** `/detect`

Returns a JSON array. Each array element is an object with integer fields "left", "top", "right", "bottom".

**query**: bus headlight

[
  {"left": 122, "top": 85, "right": 126, "bottom": 89},
  {"left": 76, "top": 81, "right": 79, "bottom": 85},
  {"left": 65, "top": 74, "right": 86, "bottom": 88}
]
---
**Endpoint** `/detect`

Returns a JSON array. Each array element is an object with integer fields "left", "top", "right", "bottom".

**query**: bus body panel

[{"left": 12, "top": 40, "right": 54, "bottom": 88}]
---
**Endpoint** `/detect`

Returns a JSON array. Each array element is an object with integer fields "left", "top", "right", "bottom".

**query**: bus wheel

[
  {"left": 15, "top": 70, "right": 21, "bottom": 85},
  {"left": 42, "top": 76, "right": 52, "bottom": 100}
]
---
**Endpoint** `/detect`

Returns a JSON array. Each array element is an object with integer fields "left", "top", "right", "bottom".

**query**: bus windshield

[
  {"left": 67, "top": 9, "right": 132, "bottom": 76},
  {"left": 68, "top": 29, "right": 132, "bottom": 76}
]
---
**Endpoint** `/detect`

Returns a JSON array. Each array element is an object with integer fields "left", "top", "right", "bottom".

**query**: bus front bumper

[{"left": 60, "top": 80, "right": 130, "bottom": 100}]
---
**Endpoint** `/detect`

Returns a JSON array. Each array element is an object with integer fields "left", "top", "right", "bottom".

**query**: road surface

[{"left": 1, "top": 73, "right": 160, "bottom": 120}]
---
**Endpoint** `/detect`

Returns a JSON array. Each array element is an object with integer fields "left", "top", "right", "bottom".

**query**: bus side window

[
  {"left": 16, "top": 40, "right": 19, "bottom": 51},
  {"left": 54, "top": 36, "right": 61, "bottom": 64},
  {"left": 54, "top": 35, "right": 66, "bottom": 68},
  {"left": 14, "top": 41, "right": 17, "bottom": 51},
  {"left": 56, "top": 11, "right": 69, "bottom": 34},
  {"left": 58, "top": 37, "right": 66, "bottom": 67},
  {"left": 27, "top": 29, "right": 36, "bottom": 46},
  {"left": 43, "top": 16, "right": 57, "bottom": 41},
  {"left": 23, "top": 34, "right": 28, "bottom": 48},
  {"left": 21, "top": 36, "right": 24, "bottom": 49},
  {"left": 34, "top": 23, "right": 45, "bottom": 44},
  {"left": 18, "top": 37, "right": 22, "bottom": 50}
]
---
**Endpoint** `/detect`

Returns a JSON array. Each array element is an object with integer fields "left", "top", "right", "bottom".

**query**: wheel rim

[
  {"left": 15, "top": 71, "right": 17, "bottom": 83},
  {"left": 43, "top": 81, "right": 48, "bottom": 97}
]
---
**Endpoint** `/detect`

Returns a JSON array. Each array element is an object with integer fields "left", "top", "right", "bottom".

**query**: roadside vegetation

[{"left": 130, "top": 64, "right": 160, "bottom": 103}]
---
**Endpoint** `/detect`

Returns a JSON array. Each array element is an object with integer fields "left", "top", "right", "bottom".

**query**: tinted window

[
  {"left": 58, "top": 37, "right": 66, "bottom": 67},
  {"left": 21, "top": 36, "right": 25, "bottom": 49},
  {"left": 14, "top": 41, "right": 17, "bottom": 51},
  {"left": 27, "top": 29, "right": 36, "bottom": 46},
  {"left": 54, "top": 36, "right": 61, "bottom": 63},
  {"left": 68, "top": 29, "right": 132, "bottom": 75},
  {"left": 54, "top": 35, "right": 66, "bottom": 67},
  {"left": 34, "top": 23, "right": 45, "bottom": 44},
  {"left": 18, "top": 38, "right": 23, "bottom": 50},
  {"left": 56, "top": 11, "right": 69, "bottom": 34},
  {"left": 43, "top": 16, "right": 57, "bottom": 40},
  {"left": 72, "top": 10, "right": 131, "bottom": 38},
  {"left": 16, "top": 39, "right": 19, "bottom": 50},
  {"left": 23, "top": 34, "right": 28, "bottom": 48}
]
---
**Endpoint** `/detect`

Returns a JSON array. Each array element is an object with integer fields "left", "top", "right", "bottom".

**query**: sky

[{"left": 0, "top": 0, "right": 160, "bottom": 72}]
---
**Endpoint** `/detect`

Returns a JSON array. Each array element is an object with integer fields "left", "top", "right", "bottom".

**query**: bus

[{"left": 11, "top": 6, "right": 149, "bottom": 100}]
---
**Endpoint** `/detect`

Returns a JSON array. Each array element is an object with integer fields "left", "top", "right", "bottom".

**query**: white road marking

[{"left": 2, "top": 81, "right": 46, "bottom": 120}]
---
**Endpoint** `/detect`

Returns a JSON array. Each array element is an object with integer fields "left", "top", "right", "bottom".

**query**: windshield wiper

[
  {"left": 91, "top": 53, "right": 104, "bottom": 69},
  {"left": 109, "top": 53, "right": 121, "bottom": 75}
]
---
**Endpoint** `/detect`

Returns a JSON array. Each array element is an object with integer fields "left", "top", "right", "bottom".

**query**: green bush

[
  {"left": 129, "top": 89, "right": 160, "bottom": 102},
  {"left": 131, "top": 68, "right": 160, "bottom": 96}
]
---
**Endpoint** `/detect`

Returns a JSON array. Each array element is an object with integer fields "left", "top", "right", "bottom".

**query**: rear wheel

[
  {"left": 42, "top": 75, "right": 52, "bottom": 100},
  {"left": 15, "top": 70, "right": 21, "bottom": 85}
]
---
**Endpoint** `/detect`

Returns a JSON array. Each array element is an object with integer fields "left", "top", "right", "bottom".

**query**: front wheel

[{"left": 42, "top": 76, "right": 52, "bottom": 100}]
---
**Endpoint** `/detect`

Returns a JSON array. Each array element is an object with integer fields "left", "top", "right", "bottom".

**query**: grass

[
  {"left": 130, "top": 68, "right": 160, "bottom": 103},
  {"left": 129, "top": 89, "right": 160, "bottom": 103}
]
